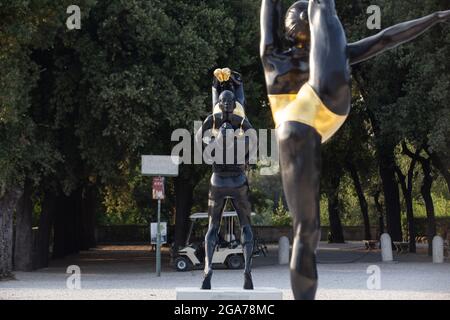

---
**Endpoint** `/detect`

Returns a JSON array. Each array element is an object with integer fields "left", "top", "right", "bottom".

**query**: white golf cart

[{"left": 173, "top": 211, "right": 257, "bottom": 272}]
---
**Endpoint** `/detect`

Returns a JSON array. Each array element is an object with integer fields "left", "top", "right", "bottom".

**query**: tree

[
  {"left": 394, "top": 142, "right": 420, "bottom": 253},
  {"left": 0, "top": 0, "right": 65, "bottom": 276},
  {"left": 322, "top": 134, "right": 347, "bottom": 243}
]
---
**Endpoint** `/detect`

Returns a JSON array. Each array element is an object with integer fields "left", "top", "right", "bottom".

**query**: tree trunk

[
  {"left": 326, "top": 175, "right": 344, "bottom": 243},
  {"left": 374, "top": 191, "right": 385, "bottom": 238},
  {"left": 420, "top": 159, "right": 436, "bottom": 256},
  {"left": 53, "top": 190, "right": 82, "bottom": 258},
  {"left": 35, "top": 192, "right": 56, "bottom": 269},
  {"left": 64, "top": 189, "right": 81, "bottom": 255},
  {"left": 52, "top": 194, "right": 66, "bottom": 259},
  {"left": 378, "top": 148, "right": 403, "bottom": 241},
  {"left": 14, "top": 181, "right": 34, "bottom": 271},
  {"left": 353, "top": 73, "right": 402, "bottom": 241},
  {"left": 174, "top": 168, "right": 195, "bottom": 249},
  {"left": 0, "top": 188, "right": 23, "bottom": 278},
  {"left": 80, "top": 184, "right": 97, "bottom": 250},
  {"left": 428, "top": 151, "right": 450, "bottom": 194},
  {"left": 395, "top": 165, "right": 417, "bottom": 253},
  {"left": 347, "top": 162, "right": 371, "bottom": 240}
]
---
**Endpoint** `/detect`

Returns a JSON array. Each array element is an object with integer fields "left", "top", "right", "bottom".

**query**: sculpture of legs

[
  {"left": 308, "top": 0, "right": 351, "bottom": 115},
  {"left": 275, "top": 0, "right": 351, "bottom": 300},
  {"left": 201, "top": 193, "right": 226, "bottom": 290},
  {"left": 231, "top": 184, "right": 254, "bottom": 289},
  {"left": 201, "top": 181, "right": 254, "bottom": 290},
  {"left": 277, "top": 122, "right": 321, "bottom": 300}
]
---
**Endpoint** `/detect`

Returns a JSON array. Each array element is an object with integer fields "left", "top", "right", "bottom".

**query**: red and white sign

[{"left": 152, "top": 177, "right": 165, "bottom": 200}]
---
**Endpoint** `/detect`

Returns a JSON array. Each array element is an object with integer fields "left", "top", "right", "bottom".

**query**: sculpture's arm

[
  {"left": 231, "top": 72, "right": 245, "bottom": 108},
  {"left": 212, "top": 82, "right": 220, "bottom": 109},
  {"left": 260, "top": 0, "right": 283, "bottom": 57},
  {"left": 212, "top": 69, "right": 246, "bottom": 111},
  {"left": 348, "top": 10, "right": 450, "bottom": 65},
  {"left": 241, "top": 117, "right": 253, "bottom": 131},
  {"left": 231, "top": 115, "right": 252, "bottom": 130},
  {"left": 236, "top": 116, "right": 257, "bottom": 163},
  {"left": 195, "top": 115, "right": 214, "bottom": 150},
  {"left": 212, "top": 68, "right": 231, "bottom": 109}
]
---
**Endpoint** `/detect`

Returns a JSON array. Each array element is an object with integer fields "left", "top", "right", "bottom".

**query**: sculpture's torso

[
  {"left": 209, "top": 114, "right": 248, "bottom": 187},
  {"left": 262, "top": 48, "right": 310, "bottom": 95},
  {"left": 262, "top": 48, "right": 349, "bottom": 143}
]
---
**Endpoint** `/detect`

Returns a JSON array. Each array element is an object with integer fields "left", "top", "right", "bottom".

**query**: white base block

[{"left": 176, "top": 287, "right": 283, "bottom": 300}]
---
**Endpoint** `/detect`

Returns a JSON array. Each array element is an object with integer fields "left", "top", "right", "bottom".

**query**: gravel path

[{"left": 1, "top": 244, "right": 449, "bottom": 300}]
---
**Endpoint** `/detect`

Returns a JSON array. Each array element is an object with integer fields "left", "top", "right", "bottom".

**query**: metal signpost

[
  {"left": 142, "top": 155, "right": 179, "bottom": 277},
  {"left": 152, "top": 176, "right": 164, "bottom": 277}
]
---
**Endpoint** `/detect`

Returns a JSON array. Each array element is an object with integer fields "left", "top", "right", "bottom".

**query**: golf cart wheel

[
  {"left": 174, "top": 257, "right": 191, "bottom": 272},
  {"left": 226, "top": 254, "right": 244, "bottom": 269}
]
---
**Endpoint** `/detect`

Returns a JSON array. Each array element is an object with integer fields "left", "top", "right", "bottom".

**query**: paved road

[{"left": 1, "top": 243, "right": 449, "bottom": 300}]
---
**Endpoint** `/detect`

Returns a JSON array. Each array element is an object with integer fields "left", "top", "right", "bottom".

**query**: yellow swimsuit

[{"left": 268, "top": 83, "right": 348, "bottom": 143}]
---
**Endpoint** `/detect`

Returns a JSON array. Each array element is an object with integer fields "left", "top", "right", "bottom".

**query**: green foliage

[
  {"left": 1, "top": 1, "right": 449, "bottom": 242},
  {"left": 271, "top": 198, "right": 291, "bottom": 227},
  {"left": 0, "top": 1, "right": 71, "bottom": 196}
]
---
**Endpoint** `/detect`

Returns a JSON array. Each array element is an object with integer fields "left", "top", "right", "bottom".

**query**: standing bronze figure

[
  {"left": 196, "top": 69, "right": 255, "bottom": 290},
  {"left": 260, "top": 0, "right": 450, "bottom": 300}
]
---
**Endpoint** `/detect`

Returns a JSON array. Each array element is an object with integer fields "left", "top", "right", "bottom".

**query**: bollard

[
  {"left": 432, "top": 236, "right": 444, "bottom": 264},
  {"left": 278, "top": 236, "right": 290, "bottom": 265},
  {"left": 380, "top": 233, "right": 393, "bottom": 262}
]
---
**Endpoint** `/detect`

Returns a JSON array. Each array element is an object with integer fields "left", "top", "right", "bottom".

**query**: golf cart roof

[{"left": 190, "top": 211, "right": 256, "bottom": 220}]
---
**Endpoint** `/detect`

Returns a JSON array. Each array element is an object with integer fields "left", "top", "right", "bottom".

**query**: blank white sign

[{"left": 141, "top": 155, "right": 179, "bottom": 177}]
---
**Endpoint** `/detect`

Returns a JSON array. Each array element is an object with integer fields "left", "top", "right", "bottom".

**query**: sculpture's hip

[
  {"left": 210, "top": 172, "right": 247, "bottom": 190},
  {"left": 268, "top": 83, "right": 348, "bottom": 143}
]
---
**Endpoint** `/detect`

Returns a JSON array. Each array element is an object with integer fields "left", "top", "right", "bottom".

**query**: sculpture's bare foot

[
  {"left": 243, "top": 272, "right": 254, "bottom": 290},
  {"left": 201, "top": 271, "right": 212, "bottom": 290}
]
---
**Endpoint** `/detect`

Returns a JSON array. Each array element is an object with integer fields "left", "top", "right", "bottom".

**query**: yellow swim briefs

[{"left": 268, "top": 83, "right": 348, "bottom": 143}]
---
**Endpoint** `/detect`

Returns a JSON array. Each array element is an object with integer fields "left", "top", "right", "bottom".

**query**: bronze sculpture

[
  {"left": 195, "top": 69, "right": 255, "bottom": 290},
  {"left": 260, "top": 0, "right": 450, "bottom": 300}
]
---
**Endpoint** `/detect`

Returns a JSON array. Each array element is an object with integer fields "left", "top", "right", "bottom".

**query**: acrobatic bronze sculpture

[
  {"left": 260, "top": 0, "right": 450, "bottom": 299},
  {"left": 196, "top": 69, "right": 255, "bottom": 290}
]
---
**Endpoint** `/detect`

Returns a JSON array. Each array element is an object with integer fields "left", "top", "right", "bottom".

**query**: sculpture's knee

[
  {"left": 277, "top": 122, "right": 320, "bottom": 152},
  {"left": 290, "top": 240, "right": 318, "bottom": 280},
  {"left": 205, "top": 225, "right": 220, "bottom": 244},
  {"left": 295, "top": 221, "right": 321, "bottom": 250},
  {"left": 290, "top": 224, "right": 321, "bottom": 280},
  {"left": 241, "top": 224, "right": 253, "bottom": 245}
]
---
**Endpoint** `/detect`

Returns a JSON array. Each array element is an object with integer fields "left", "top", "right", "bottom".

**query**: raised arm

[
  {"left": 348, "top": 10, "right": 450, "bottom": 65},
  {"left": 212, "top": 69, "right": 246, "bottom": 113},
  {"left": 260, "top": 0, "right": 283, "bottom": 57}
]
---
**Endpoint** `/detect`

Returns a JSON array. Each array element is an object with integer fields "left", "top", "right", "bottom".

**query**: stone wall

[
  {"left": 96, "top": 225, "right": 379, "bottom": 244},
  {"left": 414, "top": 217, "right": 450, "bottom": 240}
]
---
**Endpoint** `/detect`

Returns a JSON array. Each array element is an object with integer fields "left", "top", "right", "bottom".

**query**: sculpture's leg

[
  {"left": 231, "top": 183, "right": 254, "bottom": 289},
  {"left": 201, "top": 188, "right": 226, "bottom": 290},
  {"left": 277, "top": 122, "right": 321, "bottom": 300},
  {"left": 308, "top": 0, "right": 351, "bottom": 115}
]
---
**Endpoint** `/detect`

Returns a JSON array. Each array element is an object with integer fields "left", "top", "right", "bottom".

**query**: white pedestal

[
  {"left": 433, "top": 236, "right": 444, "bottom": 263},
  {"left": 176, "top": 287, "right": 283, "bottom": 300},
  {"left": 380, "top": 233, "right": 393, "bottom": 262},
  {"left": 278, "top": 236, "right": 290, "bottom": 265}
]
